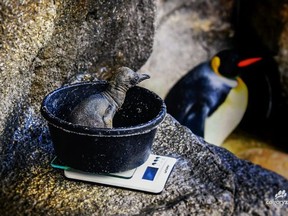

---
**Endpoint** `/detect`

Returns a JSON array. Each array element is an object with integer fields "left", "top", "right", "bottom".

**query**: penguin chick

[
  {"left": 165, "top": 49, "right": 262, "bottom": 145},
  {"left": 69, "top": 67, "right": 150, "bottom": 128}
]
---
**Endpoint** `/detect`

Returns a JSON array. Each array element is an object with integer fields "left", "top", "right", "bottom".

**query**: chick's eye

[{"left": 130, "top": 77, "right": 138, "bottom": 85}]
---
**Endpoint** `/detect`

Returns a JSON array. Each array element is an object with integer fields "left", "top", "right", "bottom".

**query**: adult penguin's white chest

[{"left": 204, "top": 77, "right": 248, "bottom": 146}]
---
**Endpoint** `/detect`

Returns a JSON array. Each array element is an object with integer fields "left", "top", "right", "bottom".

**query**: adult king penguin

[{"left": 164, "top": 49, "right": 262, "bottom": 146}]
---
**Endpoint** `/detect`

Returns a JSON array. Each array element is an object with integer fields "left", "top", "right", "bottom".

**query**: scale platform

[{"left": 51, "top": 154, "right": 177, "bottom": 193}]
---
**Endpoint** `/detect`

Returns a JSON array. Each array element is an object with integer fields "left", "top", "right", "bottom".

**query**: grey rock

[
  {"left": 69, "top": 67, "right": 150, "bottom": 128},
  {"left": 0, "top": 113, "right": 287, "bottom": 215},
  {"left": 0, "top": 0, "right": 155, "bottom": 141}
]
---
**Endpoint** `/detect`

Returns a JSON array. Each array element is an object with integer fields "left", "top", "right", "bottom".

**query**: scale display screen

[{"left": 142, "top": 167, "right": 158, "bottom": 181}]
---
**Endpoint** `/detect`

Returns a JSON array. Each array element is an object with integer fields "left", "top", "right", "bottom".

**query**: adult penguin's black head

[{"left": 211, "top": 49, "right": 262, "bottom": 79}]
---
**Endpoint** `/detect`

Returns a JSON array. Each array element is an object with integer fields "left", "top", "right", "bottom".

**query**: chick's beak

[{"left": 137, "top": 73, "right": 150, "bottom": 83}]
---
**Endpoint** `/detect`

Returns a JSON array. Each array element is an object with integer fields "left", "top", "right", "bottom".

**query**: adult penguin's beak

[{"left": 237, "top": 57, "right": 262, "bottom": 67}]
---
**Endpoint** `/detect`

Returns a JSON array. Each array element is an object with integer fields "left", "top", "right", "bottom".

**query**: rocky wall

[{"left": 0, "top": 0, "right": 155, "bottom": 145}]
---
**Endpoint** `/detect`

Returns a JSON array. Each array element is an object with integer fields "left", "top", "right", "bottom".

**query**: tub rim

[{"left": 40, "top": 81, "right": 167, "bottom": 137}]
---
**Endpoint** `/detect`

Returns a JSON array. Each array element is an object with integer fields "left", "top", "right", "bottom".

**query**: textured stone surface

[{"left": 1, "top": 114, "right": 288, "bottom": 215}]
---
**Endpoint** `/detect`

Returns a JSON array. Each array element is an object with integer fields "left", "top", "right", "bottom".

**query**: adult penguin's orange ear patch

[
  {"left": 211, "top": 56, "right": 221, "bottom": 76},
  {"left": 237, "top": 57, "right": 262, "bottom": 67}
]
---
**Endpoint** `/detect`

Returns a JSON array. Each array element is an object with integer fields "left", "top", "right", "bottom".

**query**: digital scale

[{"left": 51, "top": 154, "right": 177, "bottom": 193}]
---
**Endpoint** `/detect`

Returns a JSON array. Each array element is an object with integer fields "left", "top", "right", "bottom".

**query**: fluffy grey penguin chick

[{"left": 69, "top": 67, "right": 150, "bottom": 128}]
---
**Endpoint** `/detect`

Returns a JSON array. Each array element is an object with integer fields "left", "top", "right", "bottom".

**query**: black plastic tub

[{"left": 41, "top": 81, "right": 166, "bottom": 173}]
